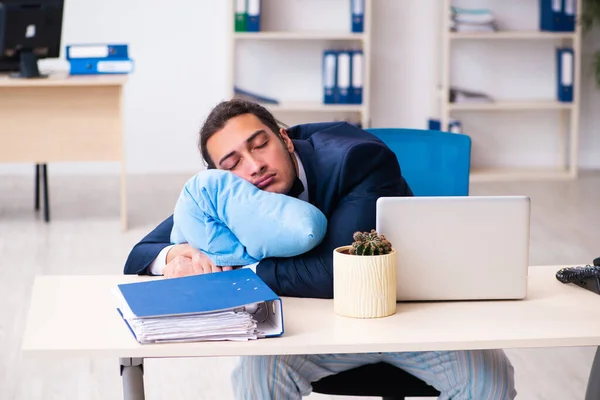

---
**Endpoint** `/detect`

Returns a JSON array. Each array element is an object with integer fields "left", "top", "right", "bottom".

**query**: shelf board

[
  {"left": 449, "top": 100, "right": 574, "bottom": 111},
  {"left": 470, "top": 168, "right": 574, "bottom": 182},
  {"left": 449, "top": 31, "right": 577, "bottom": 40},
  {"left": 233, "top": 31, "right": 365, "bottom": 41},
  {"left": 260, "top": 102, "right": 365, "bottom": 112}
]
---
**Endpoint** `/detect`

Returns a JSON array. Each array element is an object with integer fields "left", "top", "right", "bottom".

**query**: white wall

[{"left": 2, "top": 0, "right": 599, "bottom": 176}]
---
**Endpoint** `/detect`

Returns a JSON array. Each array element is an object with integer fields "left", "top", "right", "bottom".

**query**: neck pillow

[{"left": 171, "top": 169, "right": 328, "bottom": 266}]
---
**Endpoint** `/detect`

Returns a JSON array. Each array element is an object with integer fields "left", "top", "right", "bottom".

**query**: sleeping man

[{"left": 123, "top": 98, "right": 517, "bottom": 400}]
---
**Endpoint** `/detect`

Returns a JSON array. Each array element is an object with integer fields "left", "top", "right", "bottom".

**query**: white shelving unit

[
  {"left": 439, "top": 0, "right": 583, "bottom": 182},
  {"left": 227, "top": 0, "right": 373, "bottom": 128}
]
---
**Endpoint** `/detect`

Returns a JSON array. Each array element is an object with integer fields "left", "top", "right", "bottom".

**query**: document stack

[
  {"left": 67, "top": 44, "right": 134, "bottom": 75},
  {"left": 115, "top": 268, "right": 284, "bottom": 344},
  {"left": 449, "top": 87, "right": 494, "bottom": 104},
  {"left": 450, "top": 6, "right": 498, "bottom": 33},
  {"left": 322, "top": 49, "right": 364, "bottom": 105}
]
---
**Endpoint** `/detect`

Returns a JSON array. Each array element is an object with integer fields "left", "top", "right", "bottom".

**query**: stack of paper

[
  {"left": 450, "top": 6, "right": 498, "bottom": 33},
  {"left": 450, "top": 87, "right": 494, "bottom": 104},
  {"left": 114, "top": 269, "right": 284, "bottom": 344}
]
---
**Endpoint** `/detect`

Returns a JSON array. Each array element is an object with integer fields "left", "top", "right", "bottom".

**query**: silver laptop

[{"left": 376, "top": 196, "right": 530, "bottom": 301}]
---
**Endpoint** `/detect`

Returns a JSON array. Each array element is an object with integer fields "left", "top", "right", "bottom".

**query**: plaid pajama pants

[{"left": 232, "top": 350, "right": 516, "bottom": 399}]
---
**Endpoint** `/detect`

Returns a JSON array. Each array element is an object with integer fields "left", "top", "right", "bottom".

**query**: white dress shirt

[{"left": 149, "top": 152, "right": 309, "bottom": 275}]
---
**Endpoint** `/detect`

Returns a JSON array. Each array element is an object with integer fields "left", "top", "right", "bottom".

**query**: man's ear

[{"left": 279, "top": 128, "right": 294, "bottom": 153}]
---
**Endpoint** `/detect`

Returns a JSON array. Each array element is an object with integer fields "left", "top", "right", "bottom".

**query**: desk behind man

[{"left": 0, "top": 73, "right": 128, "bottom": 228}]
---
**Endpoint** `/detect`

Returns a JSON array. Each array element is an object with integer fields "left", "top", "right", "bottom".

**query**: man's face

[{"left": 206, "top": 113, "right": 297, "bottom": 194}]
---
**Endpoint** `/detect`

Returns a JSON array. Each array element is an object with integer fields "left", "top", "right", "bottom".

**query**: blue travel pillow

[{"left": 170, "top": 169, "right": 328, "bottom": 266}]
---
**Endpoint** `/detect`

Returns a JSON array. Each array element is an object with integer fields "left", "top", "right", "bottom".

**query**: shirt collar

[{"left": 293, "top": 152, "right": 309, "bottom": 202}]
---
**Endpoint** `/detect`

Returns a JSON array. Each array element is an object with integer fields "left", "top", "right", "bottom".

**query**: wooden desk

[
  {"left": 22, "top": 266, "right": 600, "bottom": 399},
  {"left": 0, "top": 73, "right": 128, "bottom": 229}
]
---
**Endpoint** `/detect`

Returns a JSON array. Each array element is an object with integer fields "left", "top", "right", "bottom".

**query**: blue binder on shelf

[
  {"left": 69, "top": 58, "right": 134, "bottom": 75},
  {"left": 562, "top": 0, "right": 576, "bottom": 32},
  {"left": 556, "top": 47, "right": 574, "bottom": 102},
  {"left": 540, "top": 0, "right": 562, "bottom": 31},
  {"left": 115, "top": 268, "right": 284, "bottom": 344},
  {"left": 66, "top": 44, "right": 128, "bottom": 60},
  {"left": 323, "top": 50, "right": 338, "bottom": 104},
  {"left": 350, "top": 50, "right": 363, "bottom": 104},
  {"left": 337, "top": 51, "right": 351, "bottom": 104},
  {"left": 247, "top": 0, "right": 261, "bottom": 32},
  {"left": 351, "top": 0, "right": 364, "bottom": 33}
]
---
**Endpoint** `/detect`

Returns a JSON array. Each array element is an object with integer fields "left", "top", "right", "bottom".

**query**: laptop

[{"left": 375, "top": 196, "right": 530, "bottom": 301}]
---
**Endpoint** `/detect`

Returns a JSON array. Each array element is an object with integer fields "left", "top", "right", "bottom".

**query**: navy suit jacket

[{"left": 123, "top": 122, "right": 413, "bottom": 298}]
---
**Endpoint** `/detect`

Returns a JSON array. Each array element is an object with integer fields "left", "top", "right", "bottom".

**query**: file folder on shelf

[
  {"left": 235, "top": 0, "right": 247, "bottom": 32},
  {"left": 115, "top": 268, "right": 284, "bottom": 344},
  {"left": 337, "top": 51, "right": 351, "bottom": 104},
  {"left": 540, "top": 0, "right": 562, "bottom": 31},
  {"left": 247, "top": 0, "right": 261, "bottom": 32},
  {"left": 350, "top": 50, "right": 363, "bottom": 104},
  {"left": 351, "top": 0, "right": 364, "bottom": 33},
  {"left": 69, "top": 58, "right": 134, "bottom": 75},
  {"left": 557, "top": 47, "right": 574, "bottom": 102},
  {"left": 323, "top": 50, "right": 338, "bottom": 104},
  {"left": 66, "top": 44, "right": 128, "bottom": 60},
  {"left": 428, "top": 118, "right": 463, "bottom": 134},
  {"left": 562, "top": 0, "right": 576, "bottom": 32}
]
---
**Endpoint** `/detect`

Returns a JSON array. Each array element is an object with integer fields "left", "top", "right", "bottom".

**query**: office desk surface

[{"left": 22, "top": 266, "right": 600, "bottom": 360}]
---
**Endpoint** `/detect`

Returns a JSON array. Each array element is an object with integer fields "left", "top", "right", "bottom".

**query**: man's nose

[{"left": 246, "top": 156, "right": 267, "bottom": 176}]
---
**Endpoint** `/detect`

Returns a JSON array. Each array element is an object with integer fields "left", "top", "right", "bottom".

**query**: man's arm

[
  {"left": 123, "top": 215, "right": 174, "bottom": 275},
  {"left": 255, "top": 141, "right": 412, "bottom": 299}
]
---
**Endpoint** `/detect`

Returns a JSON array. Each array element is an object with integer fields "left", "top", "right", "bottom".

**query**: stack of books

[
  {"left": 115, "top": 268, "right": 284, "bottom": 344},
  {"left": 450, "top": 6, "right": 498, "bottom": 33},
  {"left": 67, "top": 44, "right": 134, "bottom": 75}
]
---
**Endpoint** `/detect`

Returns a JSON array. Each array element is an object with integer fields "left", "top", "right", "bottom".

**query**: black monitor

[{"left": 0, "top": 0, "right": 64, "bottom": 78}]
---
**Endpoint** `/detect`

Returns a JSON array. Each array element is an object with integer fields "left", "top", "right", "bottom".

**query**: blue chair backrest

[{"left": 366, "top": 128, "right": 472, "bottom": 196}]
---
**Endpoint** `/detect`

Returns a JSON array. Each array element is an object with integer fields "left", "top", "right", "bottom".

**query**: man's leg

[
  {"left": 382, "top": 349, "right": 516, "bottom": 400},
  {"left": 231, "top": 353, "right": 383, "bottom": 400}
]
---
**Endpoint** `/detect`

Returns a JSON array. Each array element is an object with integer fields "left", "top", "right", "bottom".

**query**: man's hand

[{"left": 163, "top": 243, "right": 232, "bottom": 278}]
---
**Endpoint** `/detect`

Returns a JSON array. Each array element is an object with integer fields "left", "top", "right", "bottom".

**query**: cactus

[{"left": 349, "top": 229, "right": 393, "bottom": 256}]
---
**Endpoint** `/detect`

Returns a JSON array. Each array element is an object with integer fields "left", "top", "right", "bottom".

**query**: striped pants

[{"left": 231, "top": 350, "right": 516, "bottom": 400}]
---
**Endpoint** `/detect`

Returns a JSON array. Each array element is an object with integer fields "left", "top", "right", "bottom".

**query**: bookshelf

[
  {"left": 227, "top": 0, "right": 372, "bottom": 128},
  {"left": 439, "top": 0, "right": 583, "bottom": 182}
]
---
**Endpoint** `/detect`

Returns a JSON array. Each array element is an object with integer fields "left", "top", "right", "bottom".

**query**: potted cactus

[{"left": 333, "top": 229, "right": 397, "bottom": 318}]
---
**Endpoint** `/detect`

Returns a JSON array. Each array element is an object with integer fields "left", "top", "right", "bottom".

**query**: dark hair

[{"left": 199, "top": 98, "right": 285, "bottom": 169}]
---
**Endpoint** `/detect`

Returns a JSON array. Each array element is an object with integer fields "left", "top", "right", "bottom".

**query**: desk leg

[
  {"left": 120, "top": 358, "right": 145, "bottom": 400},
  {"left": 34, "top": 164, "right": 41, "bottom": 211},
  {"left": 41, "top": 164, "right": 50, "bottom": 223},
  {"left": 585, "top": 347, "right": 600, "bottom": 400}
]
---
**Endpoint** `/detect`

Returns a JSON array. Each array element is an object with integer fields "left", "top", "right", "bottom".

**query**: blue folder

[
  {"left": 323, "top": 50, "right": 338, "bottom": 104},
  {"left": 351, "top": 0, "right": 364, "bottom": 33},
  {"left": 247, "top": 0, "right": 261, "bottom": 32},
  {"left": 540, "top": 0, "right": 562, "bottom": 31},
  {"left": 69, "top": 58, "right": 134, "bottom": 75},
  {"left": 556, "top": 47, "right": 574, "bottom": 102},
  {"left": 561, "top": 0, "right": 576, "bottom": 32},
  {"left": 66, "top": 44, "right": 128, "bottom": 60},
  {"left": 116, "top": 268, "right": 284, "bottom": 342}
]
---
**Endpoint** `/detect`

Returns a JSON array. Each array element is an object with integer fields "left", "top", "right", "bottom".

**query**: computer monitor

[{"left": 0, "top": 0, "right": 64, "bottom": 78}]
